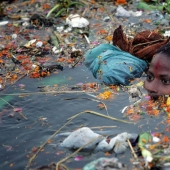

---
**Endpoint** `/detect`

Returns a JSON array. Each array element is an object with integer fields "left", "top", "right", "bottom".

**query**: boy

[{"left": 144, "top": 43, "right": 170, "bottom": 97}]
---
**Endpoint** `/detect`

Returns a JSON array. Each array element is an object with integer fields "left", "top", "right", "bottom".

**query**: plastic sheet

[{"left": 84, "top": 44, "right": 147, "bottom": 85}]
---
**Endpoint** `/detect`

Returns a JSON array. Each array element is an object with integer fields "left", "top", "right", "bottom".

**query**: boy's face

[{"left": 144, "top": 53, "right": 170, "bottom": 97}]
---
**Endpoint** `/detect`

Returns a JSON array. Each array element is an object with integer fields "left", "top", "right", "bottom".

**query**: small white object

[
  {"left": 41, "top": 117, "right": 47, "bottom": 121},
  {"left": 0, "top": 84, "right": 2, "bottom": 89},
  {"left": 129, "top": 10, "right": 142, "bottom": 17},
  {"left": 22, "top": 21, "right": 30, "bottom": 27},
  {"left": 72, "top": 46, "right": 81, "bottom": 52},
  {"left": 142, "top": 149, "right": 153, "bottom": 167},
  {"left": 21, "top": 17, "right": 30, "bottom": 21},
  {"left": 121, "top": 106, "right": 128, "bottom": 113},
  {"left": 145, "top": 156, "right": 153, "bottom": 166},
  {"left": 0, "top": 21, "right": 9, "bottom": 26},
  {"left": 145, "top": 144, "right": 151, "bottom": 149},
  {"left": 24, "top": 39, "right": 36, "bottom": 48},
  {"left": 164, "top": 162, "right": 170, "bottom": 167},
  {"left": 31, "top": 64, "right": 37, "bottom": 69},
  {"left": 152, "top": 136, "right": 160, "bottom": 143},
  {"left": 36, "top": 41, "right": 43, "bottom": 48},
  {"left": 64, "top": 27, "right": 72, "bottom": 33},
  {"left": 115, "top": 6, "right": 130, "bottom": 17},
  {"left": 66, "top": 14, "right": 89, "bottom": 28},
  {"left": 52, "top": 46, "right": 62, "bottom": 54},
  {"left": 103, "top": 16, "right": 110, "bottom": 22},
  {"left": 57, "top": 26, "right": 64, "bottom": 32},
  {"left": 12, "top": 34, "right": 17, "bottom": 39},
  {"left": 164, "top": 30, "right": 170, "bottom": 37},
  {"left": 64, "top": 38, "right": 71, "bottom": 44},
  {"left": 164, "top": 145, "right": 170, "bottom": 154},
  {"left": 79, "top": 29, "right": 90, "bottom": 44}
]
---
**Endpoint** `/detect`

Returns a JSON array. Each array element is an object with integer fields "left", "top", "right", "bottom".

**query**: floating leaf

[
  {"left": 9, "top": 163, "right": 14, "bottom": 167},
  {"left": 162, "top": 135, "right": 170, "bottom": 143},
  {"left": 3, "top": 144, "right": 12, "bottom": 151},
  {"left": 18, "top": 84, "right": 25, "bottom": 89},
  {"left": 98, "top": 91, "right": 112, "bottom": 100},
  {"left": 75, "top": 155, "right": 83, "bottom": 161},
  {"left": 56, "top": 151, "right": 63, "bottom": 155},
  {"left": 14, "top": 108, "right": 22, "bottom": 112},
  {"left": 116, "top": 0, "right": 127, "bottom": 5},
  {"left": 97, "top": 103, "right": 105, "bottom": 110},
  {"left": 138, "top": 132, "right": 152, "bottom": 148},
  {"left": 136, "top": 81, "right": 144, "bottom": 87},
  {"left": 141, "top": 148, "right": 153, "bottom": 166},
  {"left": 167, "top": 97, "right": 170, "bottom": 106}
]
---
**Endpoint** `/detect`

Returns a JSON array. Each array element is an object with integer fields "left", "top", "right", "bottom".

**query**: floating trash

[{"left": 66, "top": 14, "right": 89, "bottom": 28}]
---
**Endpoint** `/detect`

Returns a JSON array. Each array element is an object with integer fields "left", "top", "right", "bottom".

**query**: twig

[
  {"left": 25, "top": 115, "right": 74, "bottom": 169},
  {"left": 132, "top": 39, "right": 166, "bottom": 49},
  {"left": 53, "top": 31, "right": 64, "bottom": 44},
  {"left": 68, "top": 110, "right": 135, "bottom": 124},
  {"left": 127, "top": 139, "right": 138, "bottom": 159},
  {"left": 90, "top": 125, "right": 117, "bottom": 129},
  {"left": 0, "top": 97, "right": 14, "bottom": 108},
  {"left": 1, "top": 73, "right": 27, "bottom": 93},
  {"left": 18, "top": 111, "right": 28, "bottom": 120},
  {"left": 79, "top": 0, "right": 91, "bottom": 6},
  {"left": 79, "top": 30, "right": 90, "bottom": 44},
  {"left": 26, "top": 109, "right": 133, "bottom": 169},
  {"left": 63, "top": 97, "right": 109, "bottom": 116},
  {"left": 0, "top": 91, "right": 95, "bottom": 96},
  {"left": 0, "top": 97, "right": 28, "bottom": 120},
  {"left": 59, "top": 163, "right": 69, "bottom": 170},
  {"left": 71, "top": 56, "right": 84, "bottom": 68},
  {"left": 87, "top": 98, "right": 109, "bottom": 116}
]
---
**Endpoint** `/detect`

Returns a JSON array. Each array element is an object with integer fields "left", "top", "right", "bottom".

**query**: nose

[{"left": 144, "top": 80, "right": 158, "bottom": 94}]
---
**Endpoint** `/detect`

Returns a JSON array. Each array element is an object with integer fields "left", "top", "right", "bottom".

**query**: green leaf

[
  {"left": 166, "top": 0, "right": 170, "bottom": 4},
  {"left": 55, "top": 8, "right": 66, "bottom": 17},
  {"left": 46, "top": 4, "right": 61, "bottom": 18},
  {"left": 137, "top": 1, "right": 163, "bottom": 11},
  {"left": 70, "top": 2, "right": 85, "bottom": 7},
  {"left": 138, "top": 132, "right": 152, "bottom": 148}
]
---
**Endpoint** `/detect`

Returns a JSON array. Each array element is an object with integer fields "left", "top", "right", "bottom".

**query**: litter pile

[{"left": 1, "top": 0, "right": 170, "bottom": 170}]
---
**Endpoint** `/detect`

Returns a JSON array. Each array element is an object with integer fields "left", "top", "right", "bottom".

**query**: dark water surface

[
  {"left": 0, "top": 1, "right": 169, "bottom": 169},
  {"left": 0, "top": 65, "right": 167, "bottom": 170}
]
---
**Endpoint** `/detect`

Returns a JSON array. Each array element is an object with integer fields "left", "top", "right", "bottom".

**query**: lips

[{"left": 147, "top": 94, "right": 160, "bottom": 100}]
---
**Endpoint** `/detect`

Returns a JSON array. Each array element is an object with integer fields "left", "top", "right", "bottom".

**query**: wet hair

[{"left": 156, "top": 43, "right": 170, "bottom": 56}]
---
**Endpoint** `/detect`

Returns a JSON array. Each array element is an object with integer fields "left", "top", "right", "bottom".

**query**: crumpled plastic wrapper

[
  {"left": 112, "top": 25, "right": 170, "bottom": 61},
  {"left": 83, "top": 157, "right": 127, "bottom": 170},
  {"left": 66, "top": 14, "right": 89, "bottom": 28}
]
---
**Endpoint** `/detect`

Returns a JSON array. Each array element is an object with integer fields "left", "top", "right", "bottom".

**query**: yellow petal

[{"left": 167, "top": 97, "right": 170, "bottom": 106}]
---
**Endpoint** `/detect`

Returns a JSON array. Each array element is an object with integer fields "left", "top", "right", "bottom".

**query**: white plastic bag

[{"left": 66, "top": 14, "right": 89, "bottom": 28}]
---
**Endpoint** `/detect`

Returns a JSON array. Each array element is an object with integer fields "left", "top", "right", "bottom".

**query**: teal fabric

[{"left": 84, "top": 44, "right": 148, "bottom": 85}]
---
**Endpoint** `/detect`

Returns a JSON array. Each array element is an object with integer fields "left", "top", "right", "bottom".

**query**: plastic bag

[
  {"left": 83, "top": 157, "right": 125, "bottom": 170},
  {"left": 84, "top": 44, "right": 147, "bottom": 85}
]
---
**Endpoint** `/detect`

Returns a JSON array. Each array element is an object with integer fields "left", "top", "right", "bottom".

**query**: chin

[{"left": 151, "top": 96, "right": 160, "bottom": 100}]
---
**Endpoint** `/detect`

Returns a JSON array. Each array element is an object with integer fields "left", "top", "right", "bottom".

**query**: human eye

[
  {"left": 161, "top": 79, "right": 170, "bottom": 85},
  {"left": 146, "top": 73, "right": 154, "bottom": 82}
]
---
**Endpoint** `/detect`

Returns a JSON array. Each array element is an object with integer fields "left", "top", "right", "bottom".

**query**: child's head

[{"left": 144, "top": 43, "right": 170, "bottom": 97}]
